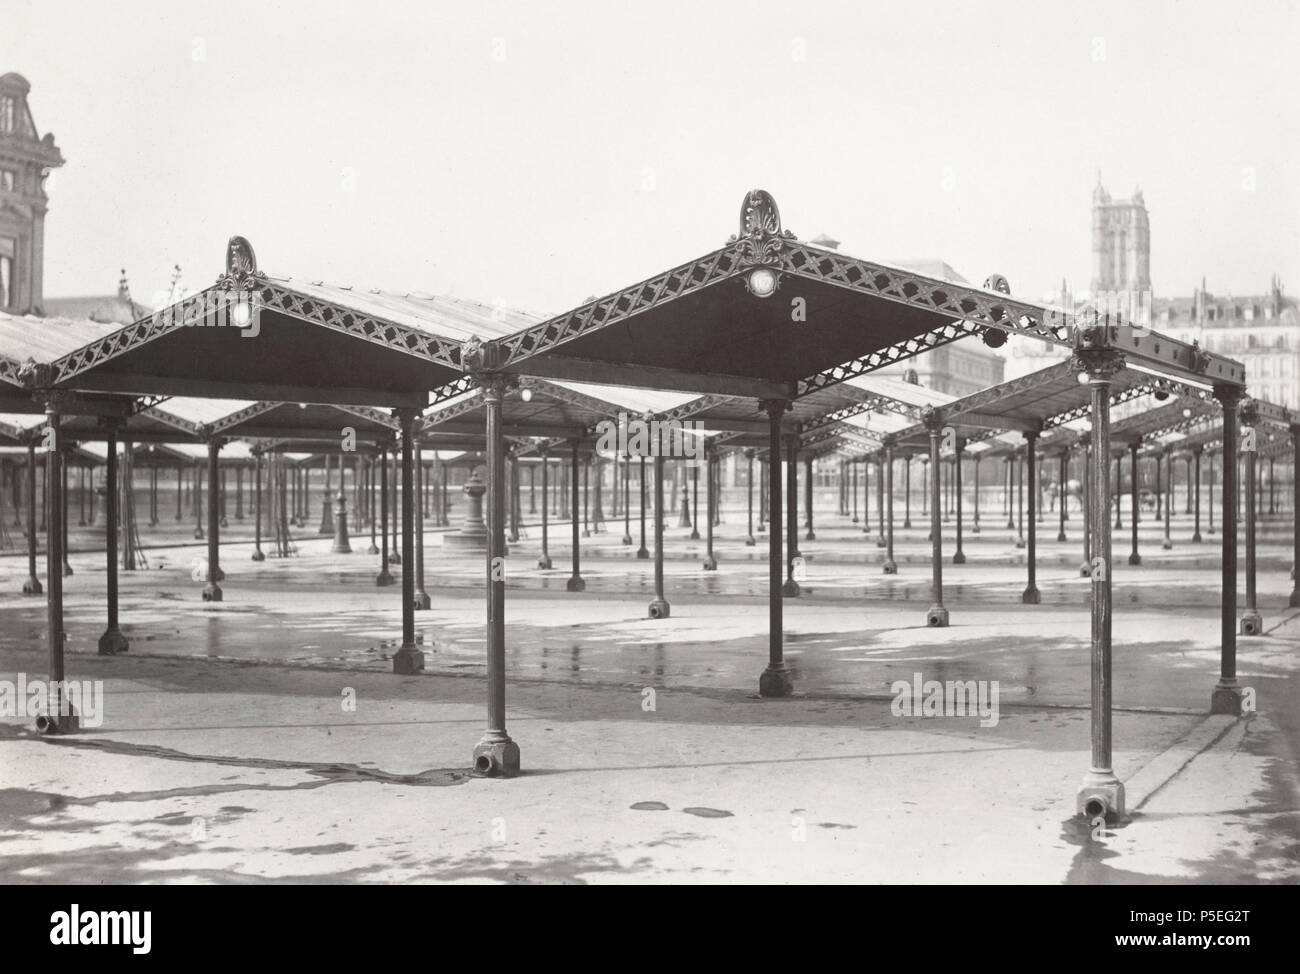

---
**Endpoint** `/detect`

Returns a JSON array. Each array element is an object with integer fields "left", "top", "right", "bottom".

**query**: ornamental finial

[{"left": 732, "top": 189, "right": 795, "bottom": 266}]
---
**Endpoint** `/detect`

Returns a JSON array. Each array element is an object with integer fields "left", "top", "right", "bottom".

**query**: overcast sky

[{"left": 5, "top": 0, "right": 1297, "bottom": 314}]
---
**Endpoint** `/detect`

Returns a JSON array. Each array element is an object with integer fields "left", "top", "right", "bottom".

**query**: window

[
  {"left": 0, "top": 169, "right": 13, "bottom": 191},
  {"left": 0, "top": 96, "right": 13, "bottom": 133},
  {"left": 0, "top": 236, "right": 15, "bottom": 309}
]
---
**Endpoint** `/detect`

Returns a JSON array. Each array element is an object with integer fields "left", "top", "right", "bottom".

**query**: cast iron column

[
  {"left": 538, "top": 448, "right": 552, "bottom": 569},
  {"left": 41, "top": 395, "right": 73, "bottom": 730},
  {"left": 876, "top": 454, "right": 886, "bottom": 547},
  {"left": 1192, "top": 447, "right": 1203, "bottom": 542},
  {"left": 952, "top": 439, "right": 965, "bottom": 564},
  {"left": 972, "top": 453, "right": 981, "bottom": 534},
  {"left": 1057, "top": 450, "right": 1068, "bottom": 542},
  {"left": 1075, "top": 349, "right": 1124, "bottom": 820},
  {"left": 636, "top": 455, "right": 649, "bottom": 559},
  {"left": 413, "top": 441, "right": 429, "bottom": 609},
  {"left": 193, "top": 460, "right": 204, "bottom": 540},
  {"left": 925, "top": 414, "right": 948, "bottom": 627},
  {"left": 1023, "top": 430, "right": 1040, "bottom": 604},
  {"left": 472, "top": 374, "right": 519, "bottom": 776},
  {"left": 567, "top": 439, "right": 585, "bottom": 592},
  {"left": 690, "top": 461, "right": 699, "bottom": 540},
  {"left": 1079, "top": 438, "right": 1092, "bottom": 576},
  {"left": 392, "top": 411, "right": 423, "bottom": 674},
  {"left": 804, "top": 454, "right": 814, "bottom": 541},
  {"left": 1290, "top": 428, "right": 1300, "bottom": 606},
  {"left": 649, "top": 453, "right": 669, "bottom": 618},
  {"left": 1128, "top": 441, "right": 1141, "bottom": 565},
  {"left": 883, "top": 442, "right": 897, "bottom": 574},
  {"left": 22, "top": 441, "right": 40, "bottom": 594},
  {"left": 1239, "top": 400, "right": 1261, "bottom": 635},
  {"left": 1211, "top": 385, "right": 1244, "bottom": 715},
  {"left": 1162, "top": 449, "right": 1173, "bottom": 550},
  {"left": 98, "top": 426, "right": 128, "bottom": 654},
  {"left": 745, "top": 449, "right": 756, "bottom": 545},
  {"left": 201, "top": 439, "right": 223, "bottom": 602},
  {"left": 252, "top": 449, "right": 265, "bottom": 561},
  {"left": 783, "top": 433, "right": 800, "bottom": 597},
  {"left": 851, "top": 459, "right": 858, "bottom": 523},
  {"left": 703, "top": 448, "right": 717, "bottom": 570},
  {"left": 376, "top": 443, "right": 393, "bottom": 585},
  {"left": 904, "top": 456, "right": 912, "bottom": 529},
  {"left": 759, "top": 399, "right": 793, "bottom": 696},
  {"left": 621, "top": 454, "right": 632, "bottom": 544}
]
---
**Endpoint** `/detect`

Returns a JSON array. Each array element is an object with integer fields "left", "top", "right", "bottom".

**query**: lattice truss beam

[
  {"left": 797, "top": 320, "right": 982, "bottom": 397},
  {"left": 48, "top": 282, "right": 466, "bottom": 388},
  {"left": 801, "top": 390, "right": 925, "bottom": 437}
]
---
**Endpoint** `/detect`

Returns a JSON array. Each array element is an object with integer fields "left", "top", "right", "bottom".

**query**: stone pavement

[{"left": 0, "top": 519, "right": 1296, "bottom": 883}]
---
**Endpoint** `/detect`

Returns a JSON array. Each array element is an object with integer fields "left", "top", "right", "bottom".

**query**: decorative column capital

[
  {"left": 921, "top": 404, "right": 945, "bottom": 432},
  {"left": 1069, "top": 349, "right": 1126, "bottom": 382},
  {"left": 1213, "top": 383, "right": 1244, "bottom": 408},
  {"left": 1238, "top": 397, "right": 1259, "bottom": 426},
  {"left": 759, "top": 397, "right": 791, "bottom": 422}
]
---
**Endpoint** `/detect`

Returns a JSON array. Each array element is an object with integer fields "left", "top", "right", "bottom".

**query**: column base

[
  {"left": 972, "top": 524, "right": 980, "bottom": 535},
  {"left": 689, "top": 530, "right": 699, "bottom": 540},
  {"left": 366, "top": 542, "right": 379, "bottom": 554},
  {"left": 376, "top": 570, "right": 394, "bottom": 587},
  {"left": 583, "top": 529, "right": 591, "bottom": 538},
  {"left": 745, "top": 536, "right": 756, "bottom": 546},
  {"left": 759, "top": 664, "right": 795, "bottom": 698},
  {"left": 1077, "top": 772, "right": 1125, "bottom": 822},
  {"left": 781, "top": 579, "right": 801, "bottom": 597},
  {"left": 1208, "top": 528, "right": 1215, "bottom": 535},
  {"left": 883, "top": 560, "right": 897, "bottom": 574},
  {"left": 220, "top": 517, "right": 229, "bottom": 528},
  {"left": 251, "top": 548, "right": 265, "bottom": 562},
  {"left": 63, "top": 561, "right": 73, "bottom": 577},
  {"left": 1192, "top": 532, "right": 1202, "bottom": 543},
  {"left": 193, "top": 529, "right": 204, "bottom": 540},
  {"left": 621, "top": 533, "right": 633, "bottom": 545},
  {"left": 537, "top": 554, "right": 553, "bottom": 569},
  {"left": 566, "top": 575, "right": 586, "bottom": 592},
  {"left": 35, "top": 710, "right": 80, "bottom": 735},
  {"left": 805, "top": 530, "right": 816, "bottom": 541},
  {"left": 390, "top": 551, "right": 402, "bottom": 564},
  {"left": 1014, "top": 537, "right": 1025, "bottom": 549},
  {"left": 952, "top": 551, "right": 966, "bottom": 565},
  {"left": 636, "top": 547, "right": 649, "bottom": 559},
  {"left": 1161, "top": 538, "right": 1172, "bottom": 550},
  {"left": 1057, "top": 531, "right": 1066, "bottom": 542},
  {"left": 472, "top": 736, "right": 521, "bottom": 777},
  {"left": 1128, "top": 552, "right": 1142, "bottom": 566},
  {"left": 392, "top": 645, "right": 425, "bottom": 674},
  {"left": 876, "top": 536, "right": 886, "bottom": 548},
  {"left": 702, "top": 555, "right": 717, "bottom": 571},
  {"left": 1079, "top": 561, "right": 1091, "bottom": 577},
  {"left": 1289, "top": 587, "right": 1300, "bottom": 608},
  {"left": 851, "top": 516, "right": 859, "bottom": 524},
  {"left": 1239, "top": 611, "right": 1263, "bottom": 637},
  {"left": 413, "top": 591, "right": 431, "bottom": 611},
  {"left": 903, "top": 520, "right": 912, "bottom": 529},
  {"left": 201, "top": 583, "right": 223, "bottom": 602},
  {"left": 648, "top": 598, "right": 671, "bottom": 619},
  {"left": 1022, "top": 586, "right": 1041, "bottom": 605},
  {"left": 22, "top": 576, "right": 42, "bottom": 595},
  {"left": 98, "top": 627, "right": 130, "bottom": 655},
  {"left": 925, "top": 604, "right": 949, "bottom": 627},
  {"left": 1210, "top": 682, "right": 1245, "bottom": 716}
]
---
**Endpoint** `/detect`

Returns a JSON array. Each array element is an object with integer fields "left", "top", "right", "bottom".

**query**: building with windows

[
  {"left": 1005, "top": 179, "right": 1299, "bottom": 405},
  {"left": 0, "top": 72, "right": 63, "bottom": 315}
]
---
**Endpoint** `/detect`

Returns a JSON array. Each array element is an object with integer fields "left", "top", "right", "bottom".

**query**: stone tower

[
  {"left": 1089, "top": 177, "right": 1150, "bottom": 297},
  {"left": 0, "top": 72, "right": 64, "bottom": 314}
]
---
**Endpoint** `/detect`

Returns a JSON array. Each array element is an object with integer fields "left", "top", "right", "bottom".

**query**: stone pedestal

[{"left": 442, "top": 470, "right": 491, "bottom": 553}]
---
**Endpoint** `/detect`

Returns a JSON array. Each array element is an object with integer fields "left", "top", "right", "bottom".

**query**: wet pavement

[{"left": 1, "top": 514, "right": 1296, "bottom": 883}]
